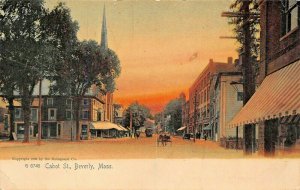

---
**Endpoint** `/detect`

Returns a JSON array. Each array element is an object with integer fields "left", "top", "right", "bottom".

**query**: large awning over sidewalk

[
  {"left": 228, "top": 61, "right": 300, "bottom": 128},
  {"left": 90, "top": 121, "right": 124, "bottom": 131}
]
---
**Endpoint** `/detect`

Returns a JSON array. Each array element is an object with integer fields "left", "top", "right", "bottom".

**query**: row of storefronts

[{"left": 181, "top": 0, "right": 300, "bottom": 154}]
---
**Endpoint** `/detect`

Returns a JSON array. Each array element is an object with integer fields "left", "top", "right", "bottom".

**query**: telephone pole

[
  {"left": 241, "top": 1, "right": 256, "bottom": 154},
  {"left": 221, "top": 0, "right": 259, "bottom": 154},
  {"left": 193, "top": 91, "right": 198, "bottom": 142}
]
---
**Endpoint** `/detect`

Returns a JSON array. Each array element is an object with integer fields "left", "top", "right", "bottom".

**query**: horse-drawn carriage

[{"left": 157, "top": 133, "right": 172, "bottom": 146}]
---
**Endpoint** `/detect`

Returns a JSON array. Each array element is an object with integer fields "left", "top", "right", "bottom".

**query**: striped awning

[{"left": 228, "top": 60, "right": 300, "bottom": 128}]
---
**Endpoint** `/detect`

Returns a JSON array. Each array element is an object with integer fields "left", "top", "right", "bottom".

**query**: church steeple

[{"left": 100, "top": 5, "right": 108, "bottom": 50}]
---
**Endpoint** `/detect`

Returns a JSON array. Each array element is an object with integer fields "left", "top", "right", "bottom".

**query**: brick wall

[{"left": 259, "top": 0, "right": 300, "bottom": 83}]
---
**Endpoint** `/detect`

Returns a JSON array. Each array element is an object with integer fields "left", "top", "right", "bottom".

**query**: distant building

[
  {"left": 113, "top": 104, "right": 124, "bottom": 125},
  {"left": 210, "top": 71, "right": 244, "bottom": 144},
  {"left": 188, "top": 57, "right": 236, "bottom": 138},
  {"left": 0, "top": 99, "right": 21, "bottom": 136},
  {"left": 13, "top": 91, "right": 105, "bottom": 140}
]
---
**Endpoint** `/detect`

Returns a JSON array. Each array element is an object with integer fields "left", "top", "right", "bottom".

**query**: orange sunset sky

[{"left": 46, "top": 0, "right": 238, "bottom": 113}]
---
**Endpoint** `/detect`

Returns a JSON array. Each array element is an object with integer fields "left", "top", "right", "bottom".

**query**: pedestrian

[
  {"left": 135, "top": 131, "right": 139, "bottom": 139},
  {"left": 204, "top": 133, "right": 207, "bottom": 141}
]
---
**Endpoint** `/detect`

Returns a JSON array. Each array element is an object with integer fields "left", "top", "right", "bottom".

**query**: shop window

[
  {"left": 281, "top": 0, "right": 299, "bottom": 36},
  {"left": 17, "top": 125, "right": 24, "bottom": 135},
  {"left": 81, "top": 125, "right": 87, "bottom": 135},
  {"left": 57, "top": 124, "right": 61, "bottom": 136}
]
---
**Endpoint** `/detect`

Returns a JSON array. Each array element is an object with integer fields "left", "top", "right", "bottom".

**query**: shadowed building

[{"left": 228, "top": 1, "right": 300, "bottom": 154}]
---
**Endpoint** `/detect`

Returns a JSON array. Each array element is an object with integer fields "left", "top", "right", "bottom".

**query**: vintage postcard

[{"left": 0, "top": 0, "right": 299, "bottom": 189}]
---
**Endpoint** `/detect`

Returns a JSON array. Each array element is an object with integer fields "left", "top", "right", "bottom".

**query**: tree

[
  {"left": 227, "top": 0, "right": 260, "bottom": 153},
  {"left": 50, "top": 40, "right": 121, "bottom": 141},
  {"left": 0, "top": 0, "right": 56, "bottom": 142},
  {"left": 163, "top": 97, "right": 184, "bottom": 133},
  {"left": 123, "top": 102, "right": 152, "bottom": 132},
  {"left": 228, "top": 0, "right": 260, "bottom": 78}
]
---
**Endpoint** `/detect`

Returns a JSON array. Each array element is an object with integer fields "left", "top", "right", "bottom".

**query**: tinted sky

[{"left": 45, "top": 0, "right": 238, "bottom": 113}]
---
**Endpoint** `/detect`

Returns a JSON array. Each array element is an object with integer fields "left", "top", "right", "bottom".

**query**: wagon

[{"left": 157, "top": 133, "right": 172, "bottom": 146}]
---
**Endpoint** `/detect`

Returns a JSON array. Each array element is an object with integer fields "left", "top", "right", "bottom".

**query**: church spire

[{"left": 100, "top": 5, "right": 108, "bottom": 50}]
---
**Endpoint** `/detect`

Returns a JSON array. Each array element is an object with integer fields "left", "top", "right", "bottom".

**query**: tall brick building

[
  {"left": 229, "top": 1, "right": 300, "bottom": 154},
  {"left": 187, "top": 57, "right": 237, "bottom": 137}
]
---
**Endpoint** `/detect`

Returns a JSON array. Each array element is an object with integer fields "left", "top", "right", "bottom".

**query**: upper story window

[
  {"left": 48, "top": 108, "right": 57, "bottom": 121},
  {"left": 30, "top": 108, "right": 38, "bottom": 122},
  {"left": 66, "top": 109, "right": 72, "bottom": 120},
  {"left": 47, "top": 98, "right": 53, "bottom": 106},
  {"left": 15, "top": 108, "right": 21, "bottom": 119},
  {"left": 66, "top": 98, "right": 72, "bottom": 106},
  {"left": 237, "top": 92, "right": 243, "bottom": 102},
  {"left": 82, "top": 110, "right": 90, "bottom": 119},
  {"left": 281, "top": 0, "right": 299, "bottom": 36},
  {"left": 83, "top": 99, "right": 89, "bottom": 106}
]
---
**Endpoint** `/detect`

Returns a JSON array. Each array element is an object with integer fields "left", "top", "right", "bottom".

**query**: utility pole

[
  {"left": 241, "top": 1, "right": 256, "bottom": 154},
  {"left": 221, "top": 0, "right": 259, "bottom": 154},
  {"left": 129, "top": 110, "right": 133, "bottom": 138},
  {"left": 193, "top": 91, "right": 198, "bottom": 142}
]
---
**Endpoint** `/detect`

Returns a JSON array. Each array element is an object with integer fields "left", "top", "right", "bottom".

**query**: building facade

[
  {"left": 229, "top": 1, "right": 300, "bottom": 154},
  {"left": 188, "top": 57, "right": 237, "bottom": 138},
  {"left": 13, "top": 94, "right": 105, "bottom": 140},
  {"left": 210, "top": 72, "right": 245, "bottom": 147}
]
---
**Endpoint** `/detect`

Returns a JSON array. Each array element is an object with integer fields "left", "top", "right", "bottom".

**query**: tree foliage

[
  {"left": 228, "top": 0, "right": 260, "bottom": 77},
  {"left": 163, "top": 97, "right": 184, "bottom": 133},
  {"left": 0, "top": 1, "right": 121, "bottom": 142},
  {"left": 123, "top": 102, "right": 152, "bottom": 131},
  {"left": 49, "top": 40, "right": 121, "bottom": 140},
  {"left": 0, "top": 0, "right": 56, "bottom": 142}
]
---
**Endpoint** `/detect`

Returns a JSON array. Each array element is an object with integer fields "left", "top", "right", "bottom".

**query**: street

[{"left": 1, "top": 135, "right": 299, "bottom": 159}]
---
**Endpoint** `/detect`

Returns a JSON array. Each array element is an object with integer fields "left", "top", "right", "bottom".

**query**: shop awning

[
  {"left": 203, "top": 125, "right": 211, "bottom": 130},
  {"left": 117, "top": 125, "right": 129, "bottom": 131},
  {"left": 177, "top": 126, "right": 187, "bottom": 131},
  {"left": 228, "top": 61, "right": 300, "bottom": 128},
  {"left": 90, "top": 121, "right": 124, "bottom": 131}
]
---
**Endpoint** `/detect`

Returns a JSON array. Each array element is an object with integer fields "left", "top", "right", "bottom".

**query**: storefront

[
  {"left": 14, "top": 122, "right": 37, "bottom": 139},
  {"left": 42, "top": 122, "right": 60, "bottom": 139},
  {"left": 228, "top": 61, "right": 300, "bottom": 154},
  {"left": 89, "top": 121, "right": 126, "bottom": 138}
]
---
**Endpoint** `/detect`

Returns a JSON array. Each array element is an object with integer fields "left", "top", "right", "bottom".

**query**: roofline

[{"left": 12, "top": 94, "right": 105, "bottom": 105}]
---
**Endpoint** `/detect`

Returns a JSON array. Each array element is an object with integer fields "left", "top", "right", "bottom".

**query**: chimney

[
  {"left": 209, "top": 59, "right": 213, "bottom": 63},
  {"left": 228, "top": 57, "right": 233, "bottom": 64}
]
